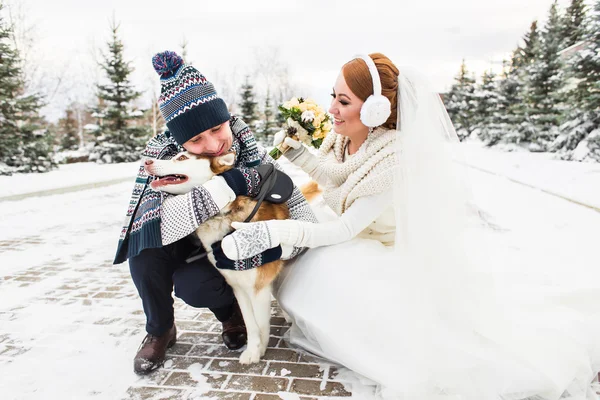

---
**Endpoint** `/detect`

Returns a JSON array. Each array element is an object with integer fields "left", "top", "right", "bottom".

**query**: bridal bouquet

[{"left": 268, "top": 97, "right": 333, "bottom": 160}]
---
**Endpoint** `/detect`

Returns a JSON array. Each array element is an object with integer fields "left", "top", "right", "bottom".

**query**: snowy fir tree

[
  {"left": 493, "top": 56, "right": 527, "bottom": 146},
  {"left": 521, "top": 1, "right": 566, "bottom": 151},
  {"left": 0, "top": 3, "right": 55, "bottom": 175},
  {"left": 556, "top": 0, "right": 600, "bottom": 162},
  {"left": 445, "top": 60, "right": 477, "bottom": 140},
  {"left": 238, "top": 75, "right": 259, "bottom": 130},
  {"left": 473, "top": 70, "right": 505, "bottom": 146},
  {"left": 258, "top": 88, "right": 278, "bottom": 146},
  {"left": 89, "top": 20, "right": 149, "bottom": 163},
  {"left": 58, "top": 107, "right": 80, "bottom": 151},
  {"left": 513, "top": 21, "right": 541, "bottom": 70},
  {"left": 562, "top": 0, "right": 588, "bottom": 48}
]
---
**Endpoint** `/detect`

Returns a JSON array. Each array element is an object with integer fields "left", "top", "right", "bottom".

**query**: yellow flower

[
  {"left": 282, "top": 97, "right": 300, "bottom": 110},
  {"left": 298, "top": 102, "right": 309, "bottom": 112},
  {"left": 313, "top": 129, "right": 327, "bottom": 140},
  {"left": 312, "top": 115, "right": 324, "bottom": 128},
  {"left": 321, "top": 120, "right": 333, "bottom": 133}
]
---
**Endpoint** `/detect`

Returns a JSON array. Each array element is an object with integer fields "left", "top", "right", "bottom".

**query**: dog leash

[{"left": 185, "top": 164, "right": 283, "bottom": 264}]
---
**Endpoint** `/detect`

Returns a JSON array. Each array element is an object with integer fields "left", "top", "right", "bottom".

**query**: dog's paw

[
  {"left": 260, "top": 342, "right": 268, "bottom": 357},
  {"left": 239, "top": 348, "right": 261, "bottom": 364}
]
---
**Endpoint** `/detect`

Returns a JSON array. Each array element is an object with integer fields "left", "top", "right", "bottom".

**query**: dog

[{"left": 144, "top": 151, "right": 319, "bottom": 364}]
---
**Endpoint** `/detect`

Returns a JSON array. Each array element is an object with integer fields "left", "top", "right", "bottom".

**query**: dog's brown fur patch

[
  {"left": 299, "top": 181, "right": 321, "bottom": 203},
  {"left": 209, "top": 152, "right": 235, "bottom": 175}
]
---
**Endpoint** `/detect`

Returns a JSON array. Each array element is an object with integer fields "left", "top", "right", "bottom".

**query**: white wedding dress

[{"left": 274, "top": 191, "right": 600, "bottom": 400}]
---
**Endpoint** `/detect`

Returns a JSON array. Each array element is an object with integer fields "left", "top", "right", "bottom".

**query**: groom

[{"left": 114, "top": 51, "right": 317, "bottom": 375}]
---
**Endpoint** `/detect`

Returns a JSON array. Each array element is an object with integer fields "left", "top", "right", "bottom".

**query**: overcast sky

[{"left": 11, "top": 0, "right": 584, "bottom": 122}]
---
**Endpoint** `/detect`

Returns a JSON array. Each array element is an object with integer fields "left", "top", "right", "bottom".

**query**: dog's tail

[{"left": 299, "top": 181, "right": 321, "bottom": 203}]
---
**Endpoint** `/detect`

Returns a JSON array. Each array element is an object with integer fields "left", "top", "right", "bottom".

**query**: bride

[{"left": 221, "top": 53, "right": 600, "bottom": 399}]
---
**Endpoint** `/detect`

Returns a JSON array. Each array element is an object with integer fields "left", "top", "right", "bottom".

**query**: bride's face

[{"left": 329, "top": 72, "right": 369, "bottom": 140}]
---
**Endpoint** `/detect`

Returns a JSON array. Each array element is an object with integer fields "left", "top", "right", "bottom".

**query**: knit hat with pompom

[{"left": 152, "top": 50, "right": 230, "bottom": 145}]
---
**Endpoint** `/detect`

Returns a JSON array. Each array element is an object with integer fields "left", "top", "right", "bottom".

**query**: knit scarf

[
  {"left": 318, "top": 127, "right": 397, "bottom": 215},
  {"left": 113, "top": 115, "right": 260, "bottom": 264}
]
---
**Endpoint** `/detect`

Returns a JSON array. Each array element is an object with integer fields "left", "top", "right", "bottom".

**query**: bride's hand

[
  {"left": 273, "top": 130, "right": 302, "bottom": 150},
  {"left": 222, "top": 221, "right": 282, "bottom": 260}
]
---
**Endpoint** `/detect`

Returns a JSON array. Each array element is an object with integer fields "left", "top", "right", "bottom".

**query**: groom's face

[{"left": 182, "top": 122, "right": 233, "bottom": 157}]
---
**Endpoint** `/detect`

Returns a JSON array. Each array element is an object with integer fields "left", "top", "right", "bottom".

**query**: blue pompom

[{"left": 152, "top": 51, "right": 184, "bottom": 77}]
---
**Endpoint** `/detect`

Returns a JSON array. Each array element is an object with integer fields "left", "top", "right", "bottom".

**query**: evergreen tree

[
  {"left": 0, "top": 3, "right": 54, "bottom": 174},
  {"left": 238, "top": 75, "right": 258, "bottom": 129},
  {"left": 58, "top": 107, "right": 79, "bottom": 150},
  {"left": 494, "top": 58, "right": 526, "bottom": 145},
  {"left": 556, "top": 0, "right": 600, "bottom": 161},
  {"left": 260, "top": 88, "right": 278, "bottom": 145},
  {"left": 563, "top": 0, "right": 588, "bottom": 48},
  {"left": 90, "top": 19, "right": 149, "bottom": 163},
  {"left": 473, "top": 70, "right": 505, "bottom": 145},
  {"left": 515, "top": 21, "right": 541, "bottom": 69},
  {"left": 522, "top": 1, "right": 566, "bottom": 150},
  {"left": 445, "top": 60, "right": 477, "bottom": 140}
]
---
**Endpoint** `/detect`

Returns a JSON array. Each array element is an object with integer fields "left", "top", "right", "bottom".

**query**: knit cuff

[
  {"left": 212, "top": 240, "right": 282, "bottom": 271},
  {"left": 219, "top": 167, "right": 261, "bottom": 197},
  {"left": 284, "top": 145, "right": 307, "bottom": 164}
]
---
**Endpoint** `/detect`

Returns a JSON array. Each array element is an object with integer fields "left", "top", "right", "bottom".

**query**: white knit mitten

[
  {"left": 273, "top": 130, "right": 302, "bottom": 150},
  {"left": 222, "top": 220, "right": 303, "bottom": 260}
]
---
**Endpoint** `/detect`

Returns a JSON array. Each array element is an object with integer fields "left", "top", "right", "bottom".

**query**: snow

[
  {"left": 0, "top": 161, "right": 139, "bottom": 199},
  {"left": 462, "top": 142, "right": 600, "bottom": 210},
  {"left": 277, "top": 392, "right": 301, "bottom": 400},
  {"left": 0, "top": 144, "right": 599, "bottom": 399}
]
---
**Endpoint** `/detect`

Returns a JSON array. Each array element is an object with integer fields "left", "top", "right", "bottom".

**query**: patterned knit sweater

[{"left": 113, "top": 116, "right": 317, "bottom": 264}]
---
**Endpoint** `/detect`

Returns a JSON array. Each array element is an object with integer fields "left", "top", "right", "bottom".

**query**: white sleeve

[
  {"left": 274, "top": 190, "right": 393, "bottom": 249},
  {"left": 284, "top": 146, "right": 329, "bottom": 186}
]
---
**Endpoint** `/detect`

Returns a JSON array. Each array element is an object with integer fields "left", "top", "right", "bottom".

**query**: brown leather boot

[
  {"left": 221, "top": 301, "right": 247, "bottom": 350},
  {"left": 134, "top": 324, "right": 177, "bottom": 375}
]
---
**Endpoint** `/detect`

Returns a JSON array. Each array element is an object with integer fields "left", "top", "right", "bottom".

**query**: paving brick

[
  {"left": 176, "top": 320, "right": 214, "bottom": 332},
  {"left": 226, "top": 375, "right": 288, "bottom": 392},
  {"left": 163, "top": 370, "right": 227, "bottom": 388},
  {"left": 206, "top": 358, "right": 267, "bottom": 375},
  {"left": 290, "top": 379, "right": 352, "bottom": 397},
  {"left": 266, "top": 362, "right": 323, "bottom": 379},
  {"left": 262, "top": 348, "right": 299, "bottom": 362},
  {"left": 269, "top": 316, "right": 291, "bottom": 326},
  {"left": 178, "top": 332, "right": 222, "bottom": 345},
  {"left": 188, "top": 344, "right": 242, "bottom": 359},
  {"left": 167, "top": 342, "right": 194, "bottom": 356},
  {"left": 164, "top": 356, "right": 209, "bottom": 370},
  {"left": 124, "top": 386, "right": 185, "bottom": 400},
  {"left": 269, "top": 326, "right": 289, "bottom": 337},
  {"left": 191, "top": 391, "right": 251, "bottom": 400},
  {"left": 253, "top": 395, "right": 317, "bottom": 400}
]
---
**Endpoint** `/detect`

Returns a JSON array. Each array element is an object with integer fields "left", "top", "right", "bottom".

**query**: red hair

[{"left": 342, "top": 53, "right": 399, "bottom": 129}]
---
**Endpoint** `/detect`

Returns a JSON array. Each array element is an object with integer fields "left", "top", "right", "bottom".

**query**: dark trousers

[{"left": 129, "top": 236, "right": 235, "bottom": 336}]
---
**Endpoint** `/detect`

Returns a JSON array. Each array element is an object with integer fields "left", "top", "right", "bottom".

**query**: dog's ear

[
  {"left": 218, "top": 152, "right": 235, "bottom": 167},
  {"left": 210, "top": 152, "right": 236, "bottom": 174}
]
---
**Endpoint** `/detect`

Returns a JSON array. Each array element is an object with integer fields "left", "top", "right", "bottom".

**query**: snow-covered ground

[
  {"left": 0, "top": 147, "right": 599, "bottom": 399},
  {"left": 462, "top": 143, "right": 600, "bottom": 210},
  {"left": 0, "top": 161, "right": 139, "bottom": 200}
]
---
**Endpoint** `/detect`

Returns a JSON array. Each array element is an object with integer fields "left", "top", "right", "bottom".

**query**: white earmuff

[{"left": 355, "top": 54, "right": 391, "bottom": 128}]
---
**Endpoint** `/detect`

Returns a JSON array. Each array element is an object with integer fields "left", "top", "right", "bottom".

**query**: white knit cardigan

[{"left": 314, "top": 127, "right": 397, "bottom": 215}]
